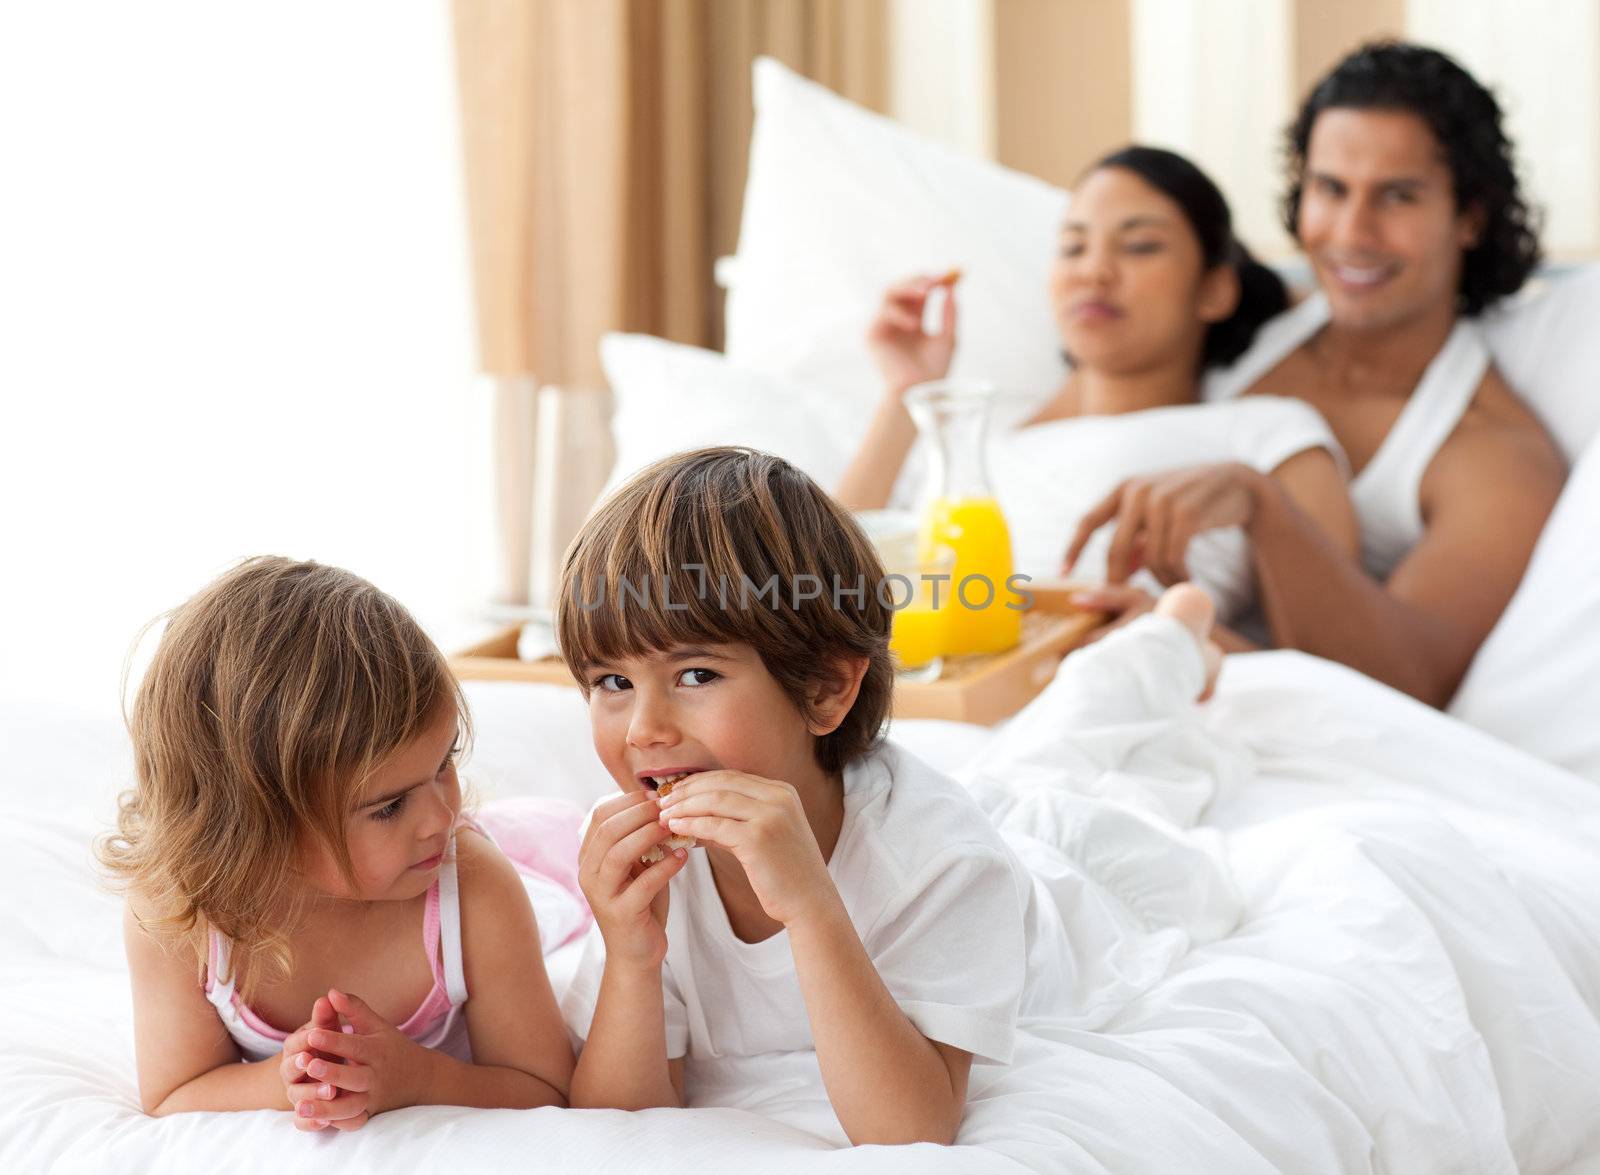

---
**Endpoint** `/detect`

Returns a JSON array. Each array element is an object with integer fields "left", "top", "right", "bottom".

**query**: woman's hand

[
  {"left": 577, "top": 791, "right": 688, "bottom": 971},
  {"left": 1065, "top": 463, "right": 1267, "bottom": 585},
  {"left": 657, "top": 771, "right": 838, "bottom": 930},
  {"left": 296, "top": 989, "right": 438, "bottom": 1118},
  {"left": 866, "top": 273, "right": 959, "bottom": 396}
]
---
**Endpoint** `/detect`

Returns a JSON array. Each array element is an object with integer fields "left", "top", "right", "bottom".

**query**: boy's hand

[
  {"left": 578, "top": 791, "right": 689, "bottom": 969},
  {"left": 280, "top": 995, "right": 369, "bottom": 1131},
  {"left": 658, "top": 771, "right": 838, "bottom": 928},
  {"left": 294, "top": 989, "right": 435, "bottom": 1118}
]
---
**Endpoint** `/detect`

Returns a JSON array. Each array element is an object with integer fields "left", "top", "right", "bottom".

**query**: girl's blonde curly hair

[{"left": 97, "top": 556, "right": 470, "bottom": 1001}]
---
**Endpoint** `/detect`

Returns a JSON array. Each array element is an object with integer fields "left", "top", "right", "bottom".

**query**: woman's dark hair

[
  {"left": 1089, "top": 145, "right": 1288, "bottom": 368},
  {"left": 1282, "top": 40, "right": 1541, "bottom": 316}
]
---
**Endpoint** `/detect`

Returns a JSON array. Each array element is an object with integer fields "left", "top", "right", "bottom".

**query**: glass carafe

[{"left": 904, "top": 379, "right": 1022, "bottom": 657}]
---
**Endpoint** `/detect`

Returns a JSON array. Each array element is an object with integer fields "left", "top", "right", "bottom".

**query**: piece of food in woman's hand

[
  {"left": 939, "top": 267, "right": 963, "bottom": 285},
  {"left": 640, "top": 775, "right": 698, "bottom": 864}
]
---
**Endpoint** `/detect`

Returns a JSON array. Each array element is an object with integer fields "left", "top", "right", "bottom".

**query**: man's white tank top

[{"left": 1203, "top": 291, "right": 1489, "bottom": 581}]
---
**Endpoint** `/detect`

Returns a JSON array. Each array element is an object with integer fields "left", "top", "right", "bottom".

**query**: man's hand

[{"left": 1065, "top": 463, "right": 1266, "bottom": 585}]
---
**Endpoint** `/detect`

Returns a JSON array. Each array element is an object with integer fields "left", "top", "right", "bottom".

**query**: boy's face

[{"left": 583, "top": 642, "right": 824, "bottom": 797}]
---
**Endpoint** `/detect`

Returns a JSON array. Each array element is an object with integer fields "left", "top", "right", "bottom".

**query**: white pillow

[
  {"left": 724, "top": 56, "right": 1068, "bottom": 421},
  {"left": 1480, "top": 265, "right": 1600, "bottom": 462},
  {"left": 1450, "top": 430, "right": 1600, "bottom": 781},
  {"left": 598, "top": 331, "right": 862, "bottom": 499}
]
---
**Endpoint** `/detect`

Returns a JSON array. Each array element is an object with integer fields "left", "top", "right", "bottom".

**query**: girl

[{"left": 99, "top": 556, "right": 577, "bottom": 1130}]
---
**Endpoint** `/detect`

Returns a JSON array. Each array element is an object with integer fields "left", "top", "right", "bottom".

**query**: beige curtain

[{"left": 451, "top": 0, "right": 887, "bottom": 606}]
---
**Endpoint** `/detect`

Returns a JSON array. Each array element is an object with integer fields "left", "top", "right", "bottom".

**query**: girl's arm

[
  {"left": 122, "top": 900, "right": 286, "bottom": 1114},
  {"left": 788, "top": 896, "right": 971, "bottom": 1146},
  {"left": 298, "top": 832, "right": 577, "bottom": 1116},
  {"left": 431, "top": 828, "right": 574, "bottom": 1108}
]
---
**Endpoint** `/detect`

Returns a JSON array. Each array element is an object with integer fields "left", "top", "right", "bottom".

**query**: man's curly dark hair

[{"left": 1282, "top": 41, "right": 1542, "bottom": 316}]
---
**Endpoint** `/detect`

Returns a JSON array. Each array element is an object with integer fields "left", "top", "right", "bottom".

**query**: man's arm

[
  {"left": 787, "top": 896, "right": 971, "bottom": 1147},
  {"left": 1249, "top": 416, "right": 1563, "bottom": 705}
]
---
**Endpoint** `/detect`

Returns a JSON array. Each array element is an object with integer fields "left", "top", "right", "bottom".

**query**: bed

[
  {"left": 6, "top": 652, "right": 1600, "bottom": 1173},
  {"left": 7, "top": 57, "right": 1600, "bottom": 1173}
]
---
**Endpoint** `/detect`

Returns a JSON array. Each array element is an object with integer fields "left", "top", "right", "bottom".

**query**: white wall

[
  {"left": 0, "top": 2, "right": 485, "bottom": 717},
  {"left": 1407, "top": 0, "right": 1600, "bottom": 259},
  {"left": 884, "top": 0, "right": 1600, "bottom": 258},
  {"left": 1132, "top": 0, "right": 1294, "bottom": 255},
  {"left": 888, "top": 0, "right": 995, "bottom": 158}
]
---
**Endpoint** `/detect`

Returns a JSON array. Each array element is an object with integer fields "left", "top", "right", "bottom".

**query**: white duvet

[{"left": 5, "top": 650, "right": 1600, "bottom": 1174}]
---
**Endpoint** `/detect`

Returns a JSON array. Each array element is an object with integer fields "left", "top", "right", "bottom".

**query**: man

[{"left": 1074, "top": 41, "right": 1566, "bottom": 707}]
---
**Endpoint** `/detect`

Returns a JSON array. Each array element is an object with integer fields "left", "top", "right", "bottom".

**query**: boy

[{"left": 555, "top": 446, "right": 1030, "bottom": 1146}]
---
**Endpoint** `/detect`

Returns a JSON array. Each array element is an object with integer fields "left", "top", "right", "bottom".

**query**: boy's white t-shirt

[{"left": 561, "top": 741, "right": 1029, "bottom": 1066}]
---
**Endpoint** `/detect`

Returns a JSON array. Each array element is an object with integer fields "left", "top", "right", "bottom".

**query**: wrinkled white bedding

[{"left": 4, "top": 651, "right": 1599, "bottom": 1173}]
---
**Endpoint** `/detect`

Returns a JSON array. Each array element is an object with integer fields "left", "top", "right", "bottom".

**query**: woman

[
  {"left": 1077, "top": 45, "right": 1566, "bottom": 705},
  {"left": 837, "top": 146, "right": 1356, "bottom": 647}
]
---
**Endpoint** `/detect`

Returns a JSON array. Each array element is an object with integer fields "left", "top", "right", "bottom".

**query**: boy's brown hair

[
  {"left": 556, "top": 447, "right": 893, "bottom": 774},
  {"left": 97, "top": 556, "right": 470, "bottom": 999}
]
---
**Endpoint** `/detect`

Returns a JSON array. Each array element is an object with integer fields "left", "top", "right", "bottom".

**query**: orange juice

[
  {"left": 919, "top": 495, "right": 1022, "bottom": 656},
  {"left": 888, "top": 591, "right": 947, "bottom": 671}
]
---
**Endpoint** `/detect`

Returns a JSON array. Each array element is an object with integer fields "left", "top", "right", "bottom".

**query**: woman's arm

[
  {"left": 835, "top": 389, "right": 920, "bottom": 510},
  {"left": 835, "top": 274, "right": 958, "bottom": 511}
]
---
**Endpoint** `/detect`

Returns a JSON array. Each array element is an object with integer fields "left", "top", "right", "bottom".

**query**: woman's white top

[
  {"left": 1203, "top": 292, "right": 1490, "bottom": 582},
  {"left": 990, "top": 395, "right": 1345, "bottom": 622}
]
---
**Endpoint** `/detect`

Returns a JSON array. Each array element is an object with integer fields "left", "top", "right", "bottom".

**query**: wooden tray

[{"left": 449, "top": 583, "right": 1101, "bottom": 727}]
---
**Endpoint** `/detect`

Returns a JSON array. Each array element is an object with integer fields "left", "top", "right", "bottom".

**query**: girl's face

[
  {"left": 298, "top": 704, "right": 463, "bottom": 903},
  {"left": 1048, "top": 166, "right": 1235, "bottom": 378},
  {"left": 582, "top": 642, "right": 828, "bottom": 799},
  {"left": 1296, "top": 107, "right": 1478, "bottom": 334}
]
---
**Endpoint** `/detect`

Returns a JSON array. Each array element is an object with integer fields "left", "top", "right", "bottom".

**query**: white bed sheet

[{"left": 4, "top": 654, "right": 1599, "bottom": 1174}]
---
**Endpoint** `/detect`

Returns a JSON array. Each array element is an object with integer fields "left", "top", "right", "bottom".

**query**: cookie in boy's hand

[{"left": 640, "top": 777, "right": 697, "bottom": 865}]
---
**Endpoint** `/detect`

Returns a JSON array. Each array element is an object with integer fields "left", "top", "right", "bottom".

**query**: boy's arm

[
  {"left": 122, "top": 900, "right": 288, "bottom": 1115},
  {"left": 788, "top": 896, "right": 972, "bottom": 1147},
  {"left": 569, "top": 960, "right": 684, "bottom": 1109},
  {"left": 659, "top": 771, "right": 974, "bottom": 1144},
  {"left": 428, "top": 829, "right": 573, "bottom": 1108},
  {"left": 566, "top": 790, "right": 691, "bottom": 1109}
]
